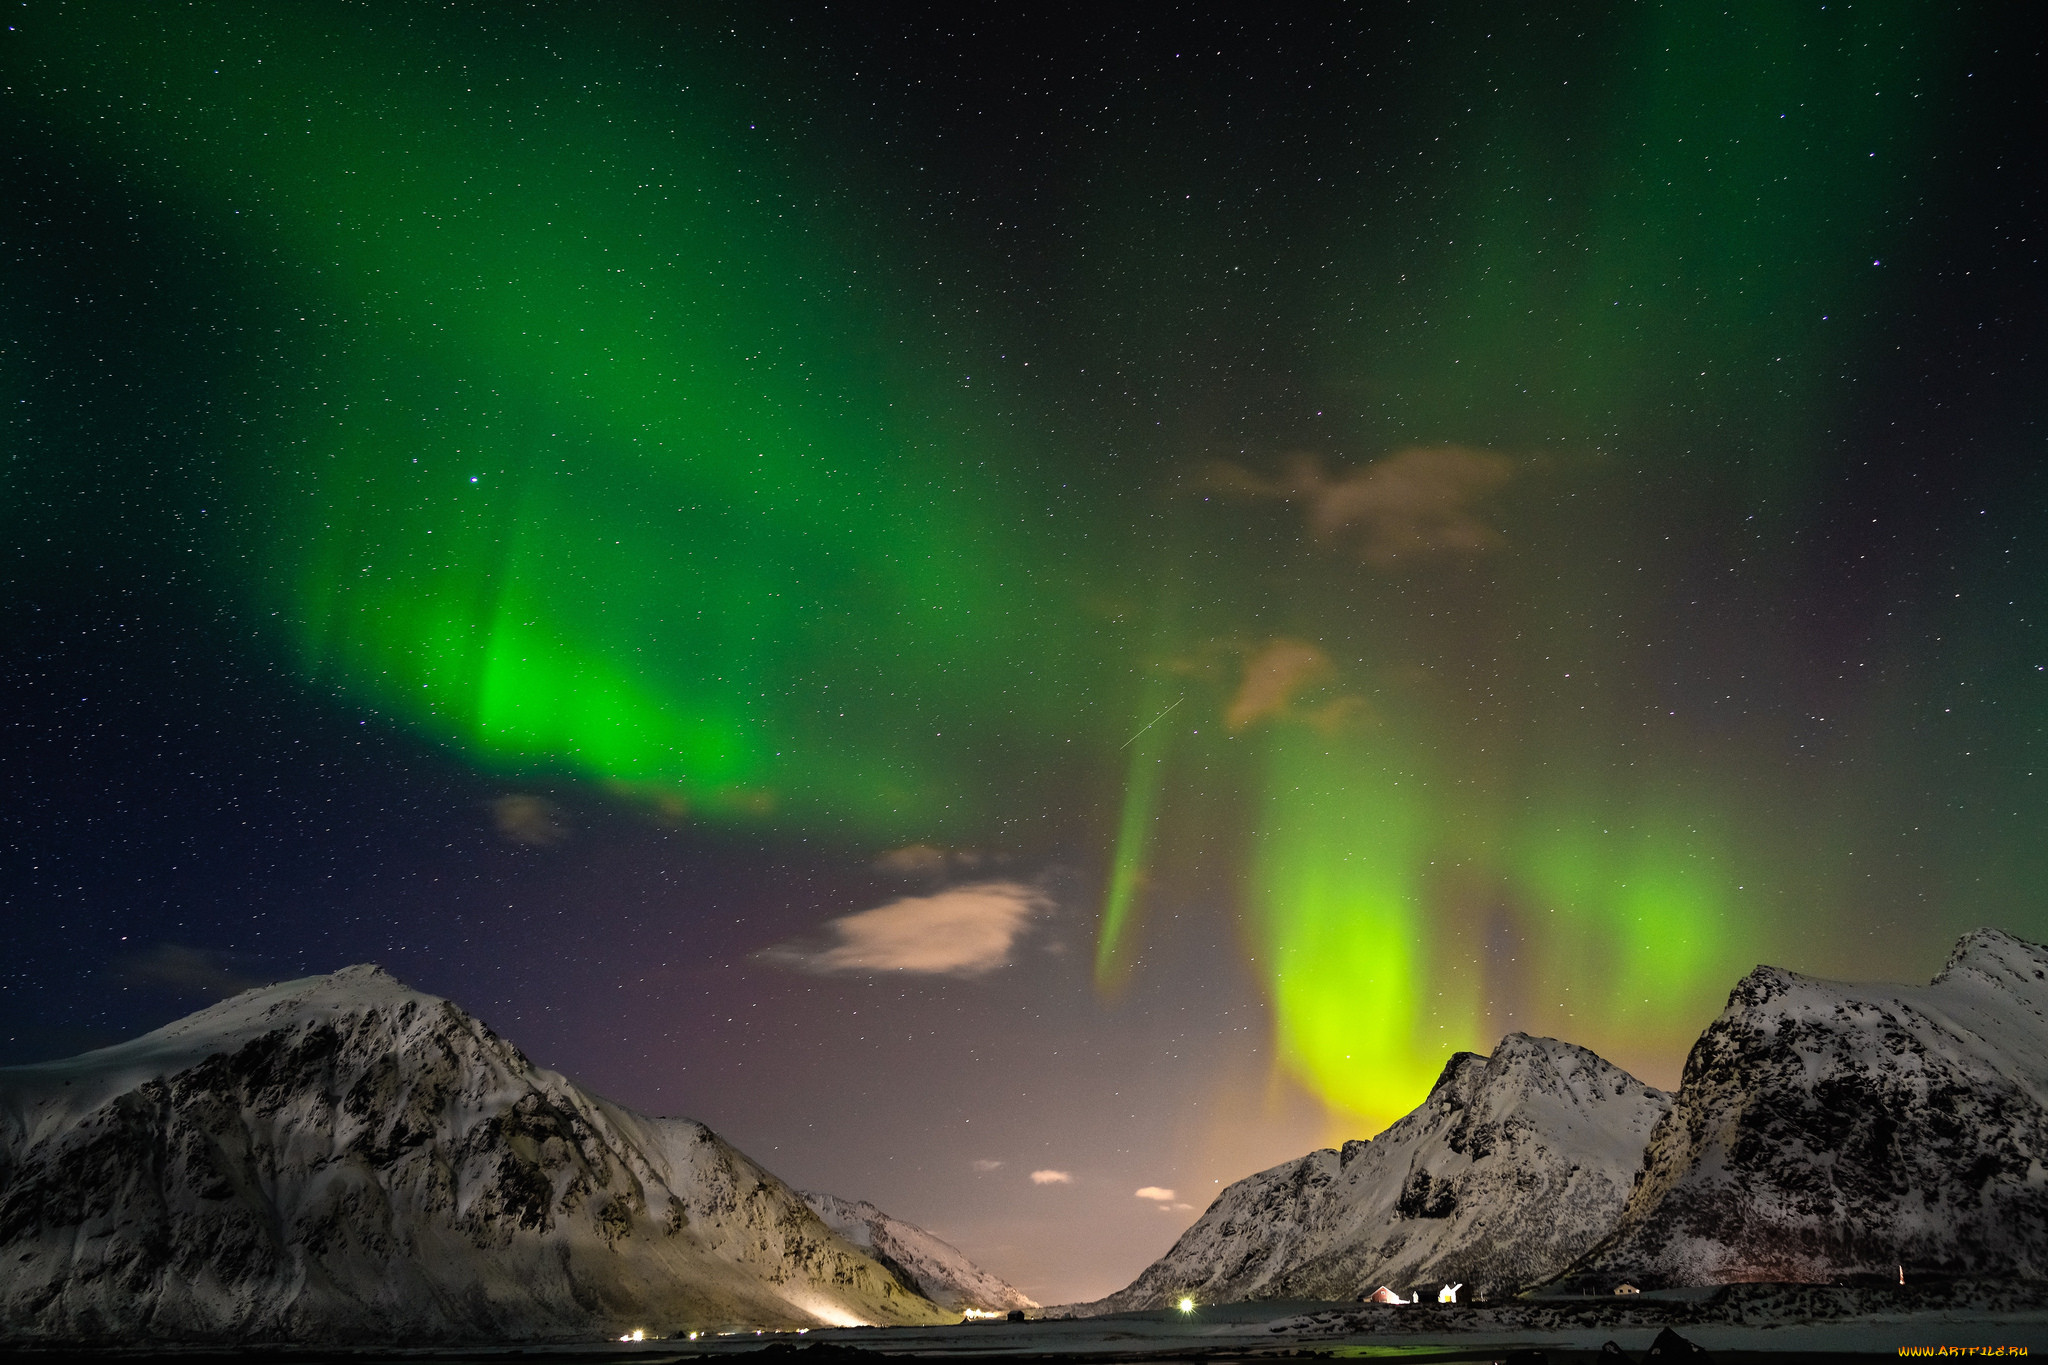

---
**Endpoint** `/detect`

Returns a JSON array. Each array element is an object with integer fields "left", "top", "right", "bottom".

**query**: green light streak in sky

[
  {"left": 1252, "top": 728, "right": 1467, "bottom": 1130},
  {"left": 1517, "top": 799, "right": 1736, "bottom": 1035},
  {"left": 17, "top": 0, "right": 2003, "bottom": 1139},
  {"left": 1095, "top": 693, "right": 1174, "bottom": 990},
  {"left": 1326, "top": 1, "right": 1936, "bottom": 474},
  {"left": 19, "top": 1, "right": 1071, "bottom": 836},
  {"left": 1237, "top": 1, "right": 1945, "bottom": 1126},
  {"left": 1251, "top": 730, "right": 1749, "bottom": 1127}
]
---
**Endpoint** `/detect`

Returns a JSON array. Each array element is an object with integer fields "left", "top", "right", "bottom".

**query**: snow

[
  {"left": 8, "top": 928, "right": 2047, "bottom": 1345},
  {"left": 1061, "top": 1032, "right": 1671, "bottom": 1310},
  {"left": 802, "top": 1190, "right": 1037, "bottom": 1312},
  {"left": 0, "top": 965, "right": 425, "bottom": 1142},
  {"left": 1570, "top": 927, "right": 2048, "bottom": 1287},
  {"left": 0, "top": 966, "right": 960, "bottom": 1342},
  {"left": 1067, "top": 927, "right": 2048, "bottom": 1312}
]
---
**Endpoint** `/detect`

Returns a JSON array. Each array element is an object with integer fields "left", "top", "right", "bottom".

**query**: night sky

[{"left": 4, "top": 1, "right": 2044, "bottom": 1303}]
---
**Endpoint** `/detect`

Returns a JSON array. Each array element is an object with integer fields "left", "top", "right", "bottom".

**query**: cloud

[
  {"left": 1031, "top": 1170, "right": 1074, "bottom": 1185},
  {"left": 1296, "top": 694, "right": 1374, "bottom": 734},
  {"left": 759, "top": 882, "right": 1045, "bottom": 977},
  {"left": 972, "top": 1159, "right": 1005, "bottom": 1172},
  {"left": 874, "top": 844, "right": 987, "bottom": 875},
  {"left": 1224, "top": 639, "right": 1375, "bottom": 735},
  {"left": 117, "top": 944, "right": 273, "bottom": 1000},
  {"left": 1226, "top": 639, "right": 1332, "bottom": 731},
  {"left": 874, "top": 843, "right": 949, "bottom": 875},
  {"left": 491, "top": 793, "right": 570, "bottom": 846},
  {"left": 1205, "top": 446, "right": 1511, "bottom": 566},
  {"left": 1135, "top": 1186, "right": 1194, "bottom": 1211}
]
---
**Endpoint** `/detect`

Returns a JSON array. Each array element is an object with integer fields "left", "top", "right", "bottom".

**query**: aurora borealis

[
  {"left": 15, "top": 0, "right": 1084, "bottom": 834},
  {"left": 5, "top": 0, "right": 2044, "bottom": 1301}
]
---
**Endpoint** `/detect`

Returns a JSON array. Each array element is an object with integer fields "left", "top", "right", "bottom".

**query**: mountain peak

[
  {"left": 1424, "top": 1049, "right": 1488, "bottom": 1100},
  {"left": 1070, "top": 1032, "right": 1669, "bottom": 1312},
  {"left": 0, "top": 964, "right": 460, "bottom": 1132},
  {"left": 326, "top": 961, "right": 399, "bottom": 984},
  {"left": 164, "top": 961, "right": 431, "bottom": 1032},
  {"left": 1935, "top": 925, "right": 2048, "bottom": 988},
  {"left": 1569, "top": 926, "right": 2048, "bottom": 1288},
  {"left": 1, "top": 969, "right": 954, "bottom": 1340}
]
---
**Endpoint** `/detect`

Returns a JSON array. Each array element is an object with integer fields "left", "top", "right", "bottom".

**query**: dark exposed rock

[
  {"left": 1564, "top": 927, "right": 2048, "bottom": 1288},
  {"left": 0, "top": 966, "right": 953, "bottom": 1342},
  {"left": 1063, "top": 1033, "right": 1670, "bottom": 1311}
]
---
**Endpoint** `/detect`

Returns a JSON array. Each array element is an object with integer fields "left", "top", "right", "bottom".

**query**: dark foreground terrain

[{"left": 7, "top": 1285, "right": 2047, "bottom": 1363}]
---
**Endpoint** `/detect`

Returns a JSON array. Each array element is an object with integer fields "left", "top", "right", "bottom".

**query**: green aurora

[
  {"left": 15, "top": 0, "right": 1100, "bottom": 838},
  {"left": 11, "top": 0, "right": 2035, "bottom": 1134},
  {"left": 1083, "top": 0, "right": 1967, "bottom": 1127}
]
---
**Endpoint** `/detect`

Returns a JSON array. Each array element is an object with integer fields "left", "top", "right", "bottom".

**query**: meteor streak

[{"left": 1118, "top": 696, "right": 1185, "bottom": 750}]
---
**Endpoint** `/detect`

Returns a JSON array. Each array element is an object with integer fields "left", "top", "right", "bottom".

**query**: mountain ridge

[
  {"left": 0, "top": 965, "right": 957, "bottom": 1342},
  {"left": 801, "top": 1189, "right": 1037, "bottom": 1313},
  {"left": 1562, "top": 925, "right": 2048, "bottom": 1288},
  {"left": 1060, "top": 1031, "right": 1670, "bottom": 1312}
]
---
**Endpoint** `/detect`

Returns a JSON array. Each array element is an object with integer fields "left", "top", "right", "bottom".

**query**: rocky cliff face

[
  {"left": 1074, "top": 1033, "right": 1671, "bottom": 1310},
  {"left": 1566, "top": 927, "right": 2048, "bottom": 1288},
  {"left": 0, "top": 966, "right": 953, "bottom": 1342},
  {"left": 802, "top": 1190, "right": 1037, "bottom": 1313}
]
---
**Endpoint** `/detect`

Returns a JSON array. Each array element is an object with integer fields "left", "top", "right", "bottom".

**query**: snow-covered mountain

[
  {"left": 1565, "top": 927, "right": 2048, "bottom": 1288},
  {"left": 1072, "top": 1033, "right": 1671, "bottom": 1311},
  {"left": 0, "top": 965, "right": 955, "bottom": 1342},
  {"left": 801, "top": 1190, "right": 1037, "bottom": 1313}
]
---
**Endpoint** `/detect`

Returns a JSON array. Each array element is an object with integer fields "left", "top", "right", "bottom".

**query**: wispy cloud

[
  {"left": 874, "top": 844, "right": 988, "bottom": 876},
  {"left": 759, "top": 882, "right": 1045, "bottom": 977},
  {"left": 1205, "top": 446, "right": 1511, "bottom": 566},
  {"left": 1030, "top": 1170, "right": 1074, "bottom": 1185},
  {"left": 491, "top": 793, "right": 570, "bottom": 846},
  {"left": 1133, "top": 1186, "right": 1177, "bottom": 1202},
  {"left": 874, "top": 843, "right": 949, "bottom": 875},
  {"left": 1226, "top": 639, "right": 1330, "bottom": 730},
  {"left": 116, "top": 944, "right": 273, "bottom": 1000},
  {"left": 1223, "top": 639, "right": 1375, "bottom": 736},
  {"left": 972, "top": 1159, "right": 1005, "bottom": 1172}
]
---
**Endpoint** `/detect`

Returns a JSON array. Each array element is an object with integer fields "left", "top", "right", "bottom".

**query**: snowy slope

[
  {"left": 1567, "top": 927, "right": 2048, "bottom": 1288},
  {"left": 1074, "top": 1033, "right": 1670, "bottom": 1310},
  {"left": 0, "top": 965, "right": 953, "bottom": 1342},
  {"left": 802, "top": 1190, "right": 1037, "bottom": 1312}
]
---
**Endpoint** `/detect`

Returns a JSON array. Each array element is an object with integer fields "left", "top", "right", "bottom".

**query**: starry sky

[{"left": 4, "top": 0, "right": 2044, "bottom": 1304}]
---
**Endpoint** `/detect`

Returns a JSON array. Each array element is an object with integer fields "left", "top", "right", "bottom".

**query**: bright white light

[
  {"left": 617, "top": 1329, "right": 646, "bottom": 1342},
  {"left": 961, "top": 1309, "right": 1005, "bottom": 1321},
  {"left": 783, "top": 1295, "right": 873, "bottom": 1329},
  {"left": 1177, "top": 1297, "right": 1196, "bottom": 1314}
]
